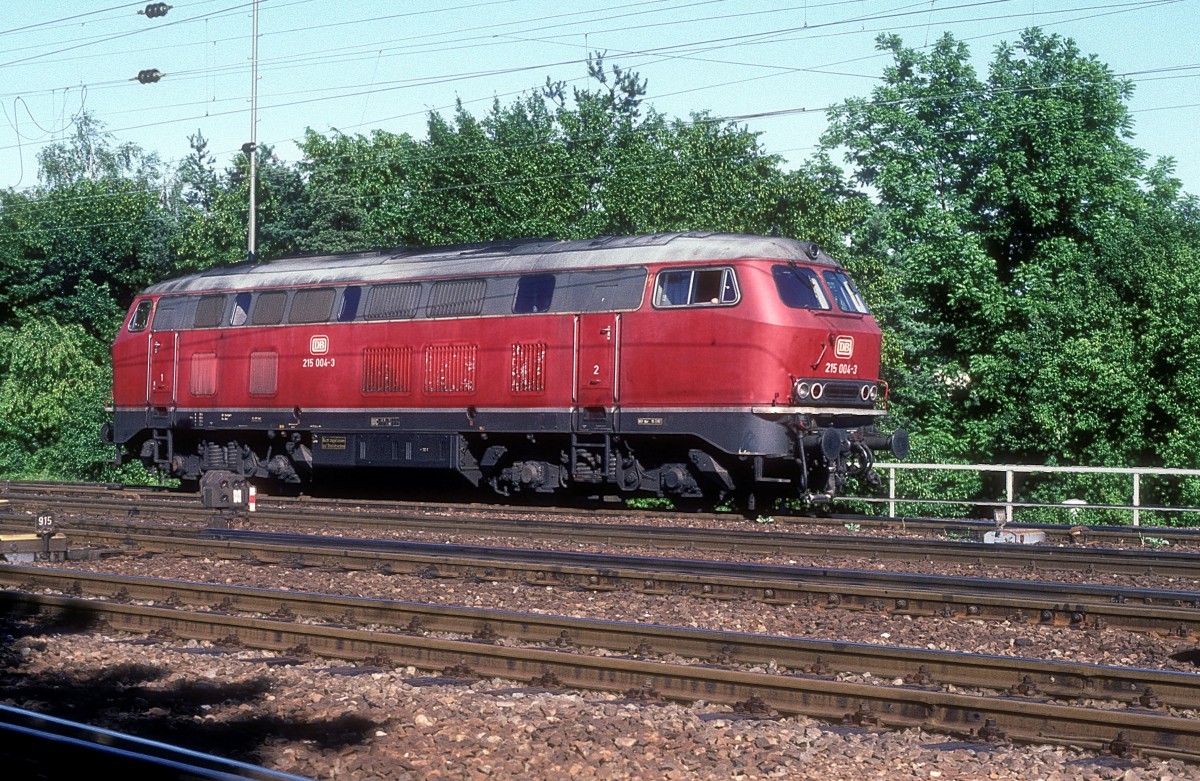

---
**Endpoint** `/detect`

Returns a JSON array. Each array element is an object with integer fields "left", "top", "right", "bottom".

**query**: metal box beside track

[
  {"left": 1, "top": 533, "right": 67, "bottom": 563},
  {"left": 200, "top": 470, "right": 250, "bottom": 509}
]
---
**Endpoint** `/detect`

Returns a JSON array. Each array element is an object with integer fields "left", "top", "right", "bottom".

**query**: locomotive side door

[
  {"left": 148, "top": 296, "right": 186, "bottom": 410},
  {"left": 574, "top": 313, "right": 619, "bottom": 410},
  {"left": 149, "top": 331, "right": 178, "bottom": 408}
]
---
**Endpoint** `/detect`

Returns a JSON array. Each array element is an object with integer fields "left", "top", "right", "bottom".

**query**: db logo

[
  {"left": 310, "top": 335, "right": 329, "bottom": 355},
  {"left": 834, "top": 335, "right": 854, "bottom": 359}
]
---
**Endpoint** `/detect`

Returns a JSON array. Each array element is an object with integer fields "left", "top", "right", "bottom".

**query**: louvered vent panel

[
  {"left": 249, "top": 351, "right": 278, "bottom": 396},
  {"left": 510, "top": 342, "right": 546, "bottom": 393},
  {"left": 424, "top": 344, "right": 477, "bottom": 394},
  {"left": 427, "top": 279, "right": 485, "bottom": 318},
  {"left": 365, "top": 283, "right": 421, "bottom": 320},
  {"left": 362, "top": 346, "right": 412, "bottom": 393},
  {"left": 190, "top": 352, "right": 218, "bottom": 396}
]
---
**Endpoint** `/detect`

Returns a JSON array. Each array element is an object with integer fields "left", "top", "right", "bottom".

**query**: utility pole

[{"left": 247, "top": 0, "right": 259, "bottom": 262}]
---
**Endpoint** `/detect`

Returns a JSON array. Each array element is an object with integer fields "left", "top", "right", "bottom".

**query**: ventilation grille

[
  {"left": 365, "top": 283, "right": 421, "bottom": 320},
  {"left": 249, "top": 351, "right": 278, "bottom": 396},
  {"left": 427, "top": 279, "right": 485, "bottom": 318},
  {"left": 424, "top": 344, "right": 476, "bottom": 394},
  {"left": 510, "top": 343, "right": 546, "bottom": 393},
  {"left": 362, "top": 346, "right": 412, "bottom": 394},
  {"left": 190, "top": 352, "right": 218, "bottom": 396}
]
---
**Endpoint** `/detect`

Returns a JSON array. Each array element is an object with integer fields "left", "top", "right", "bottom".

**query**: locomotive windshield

[
  {"left": 772, "top": 265, "right": 829, "bottom": 310},
  {"left": 127, "top": 299, "right": 153, "bottom": 332},
  {"left": 822, "top": 270, "right": 870, "bottom": 314}
]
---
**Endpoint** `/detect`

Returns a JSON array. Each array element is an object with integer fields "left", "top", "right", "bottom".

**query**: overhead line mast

[{"left": 248, "top": 0, "right": 259, "bottom": 262}]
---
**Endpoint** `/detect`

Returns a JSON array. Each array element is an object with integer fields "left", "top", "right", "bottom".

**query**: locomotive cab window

[
  {"left": 513, "top": 274, "right": 555, "bottom": 313},
  {"left": 127, "top": 299, "right": 153, "bottom": 332},
  {"left": 772, "top": 265, "right": 830, "bottom": 310},
  {"left": 653, "top": 267, "right": 739, "bottom": 308},
  {"left": 823, "top": 270, "right": 870, "bottom": 314}
]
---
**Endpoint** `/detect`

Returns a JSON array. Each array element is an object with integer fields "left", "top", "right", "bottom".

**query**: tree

[
  {"left": 0, "top": 319, "right": 112, "bottom": 479},
  {"left": 0, "top": 114, "right": 179, "bottom": 481},
  {"left": 823, "top": 29, "right": 1200, "bottom": 476},
  {"left": 0, "top": 113, "right": 171, "bottom": 341},
  {"left": 297, "top": 54, "right": 853, "bottom": 249}
]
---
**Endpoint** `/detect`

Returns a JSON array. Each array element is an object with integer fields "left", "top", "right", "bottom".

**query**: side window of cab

[
  {"left": 653, "top": 267, "right": 739, "bottom": 308},
  {"left": 127, "top": 299, "right": 154, "bottom": 332}
]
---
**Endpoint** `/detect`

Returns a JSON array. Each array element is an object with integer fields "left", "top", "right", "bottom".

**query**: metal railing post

[
  {"left": 1005, "top": 469, "right": 1014, "bottom": 523},
  {"left": 888, "top": 467, "right": 896, "bottom": 519},
  {"left": 846, "top": 462, "right": 1200, "bottom": 528},
  {"left": 1133, "top": 473, "right": 1141, "bottom": 527}
]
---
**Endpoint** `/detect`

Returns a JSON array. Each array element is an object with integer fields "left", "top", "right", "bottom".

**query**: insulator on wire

[
  {"left": 135, "top": 69, "right": 163, "bottom": 84},
  {"left": 140, "top": 3, "right": 172, "bottom": 17}
]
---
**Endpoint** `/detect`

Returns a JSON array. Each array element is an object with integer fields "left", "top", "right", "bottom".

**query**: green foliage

[
  {"left": 625, "top": 497, "right": 674, "bottom": 510},
  {"left": 296, "top": 53, "right": 856, "bottom": 247},
  {"left": 0, "top": 116, "right": 173, "bottom": 341},
  {"left": 0, "top": 319, "right": 112, "bottom": 479},
  {"left": 0, "top": 42, "right": 1195, "bottom": 513},
  {"left": 824, "top": 28, "right": 1200, "bottom": 500}
]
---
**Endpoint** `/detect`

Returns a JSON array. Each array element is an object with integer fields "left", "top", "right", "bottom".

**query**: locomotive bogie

[{"left": 106, "top": 233, "right": 903, "bottom": 507}]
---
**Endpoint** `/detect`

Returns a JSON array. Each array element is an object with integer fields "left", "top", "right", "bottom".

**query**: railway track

[
  {"left": 2, "top": 567, "right": 1197, "bottom": 762},
  {"left": 10, "top": 480, "right": 1200, "bottom": 767},
  {"left": 5, "top": 479, "right": 1200, "bottom": 549},
  {"left": 8, "top": 520, "right": 1200, "bottom": 635},
  {"left": 0, "top": 704, "right": 311, "bottom": 780},
  {"left": 6, "top": 489, "right": 1200, "bottom": 582},
  {"left": 2, "top": 563, "right": 1194, "bottom": 710}
]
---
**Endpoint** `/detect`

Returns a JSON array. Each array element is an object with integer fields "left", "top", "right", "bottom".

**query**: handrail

[{"left": 853, "top": 462, "right": 1200, "bottom": 527}]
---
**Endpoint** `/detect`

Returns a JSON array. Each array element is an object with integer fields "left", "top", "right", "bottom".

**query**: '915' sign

[{"left": 35, "top": 512, "right": 55, "bottom": 534}]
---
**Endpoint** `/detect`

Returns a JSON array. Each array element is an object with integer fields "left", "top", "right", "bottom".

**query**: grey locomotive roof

[{"left": 143, "top": 232, "right": 839, "bottom": 295}]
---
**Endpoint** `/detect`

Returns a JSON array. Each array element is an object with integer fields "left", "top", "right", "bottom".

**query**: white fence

[{"left": 848, "top": 463, "right": 1200, "bottom": 527}]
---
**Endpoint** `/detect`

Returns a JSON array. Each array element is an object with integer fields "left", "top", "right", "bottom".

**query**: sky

[{"left": 1, "top": 0, "right": 1197, "bottom": 197}]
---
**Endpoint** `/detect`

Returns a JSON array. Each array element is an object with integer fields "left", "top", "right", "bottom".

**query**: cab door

[
  {"left": 574, "top": 313, "right": 619, "bottom": 408},
  {"left": 149, "top": 331, "right": 178, "bottom": 407},
  {"left": 147, "top": 296, "right": 188, "bottom": 409}
]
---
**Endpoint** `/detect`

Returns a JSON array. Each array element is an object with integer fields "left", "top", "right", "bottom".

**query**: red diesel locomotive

[{"left": 103, "top": 232, "right": 907, "bottom": 509}]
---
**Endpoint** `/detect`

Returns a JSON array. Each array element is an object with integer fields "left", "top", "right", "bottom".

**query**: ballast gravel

[
  {"left": 6, "top": 513, "right": 1200, "bottom": 780},
  {"left": 4, "top": 629, "right": 1198, "bottom": 781}
]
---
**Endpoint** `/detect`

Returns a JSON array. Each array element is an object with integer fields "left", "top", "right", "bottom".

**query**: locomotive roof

[{"left": 143, "top": 232, "right": 840, "bottom": 295}]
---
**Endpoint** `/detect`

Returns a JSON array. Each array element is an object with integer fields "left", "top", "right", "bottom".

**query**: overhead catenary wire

[
  {"left": 0, "top": 0, "right": 1190, "bottom": 207},
  {"left": 0, "top": 53, "right": 1193, "bottom": 221},
  {"left": 0, "top": 0, "right": 1180, "bottom": 170},
  {"left": 1, "top": 81, "right": 1193, "bottom": 246}
]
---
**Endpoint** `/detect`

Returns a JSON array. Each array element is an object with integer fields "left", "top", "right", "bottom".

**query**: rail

[
  {"left": 0, "top": 704, "right": 312, "bottom": 780},
  {"left": 853, "top": 462, "right": 1200, "bottom": 527}
]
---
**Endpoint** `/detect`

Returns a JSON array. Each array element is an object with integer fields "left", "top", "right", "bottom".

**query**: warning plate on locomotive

[{"left": 318, "top": 435, "right": 347, "bottom": 451}]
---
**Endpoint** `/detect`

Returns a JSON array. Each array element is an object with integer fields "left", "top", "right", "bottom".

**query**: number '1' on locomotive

[{"left": 102, "top": 232, "right": 908, "bottom": 509}]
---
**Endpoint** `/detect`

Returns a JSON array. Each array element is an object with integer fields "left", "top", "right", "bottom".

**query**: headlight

[
  {"left": 793, "top": 381, "right": 811, "bottom": 401},
  {"left": 810, "top": 382, "right": 824, "bottom": 400}
]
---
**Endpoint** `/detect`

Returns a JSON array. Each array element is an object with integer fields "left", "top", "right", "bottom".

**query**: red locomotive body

[{"left": 104, "top": 233, "right": 906, "bottom": 508}]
